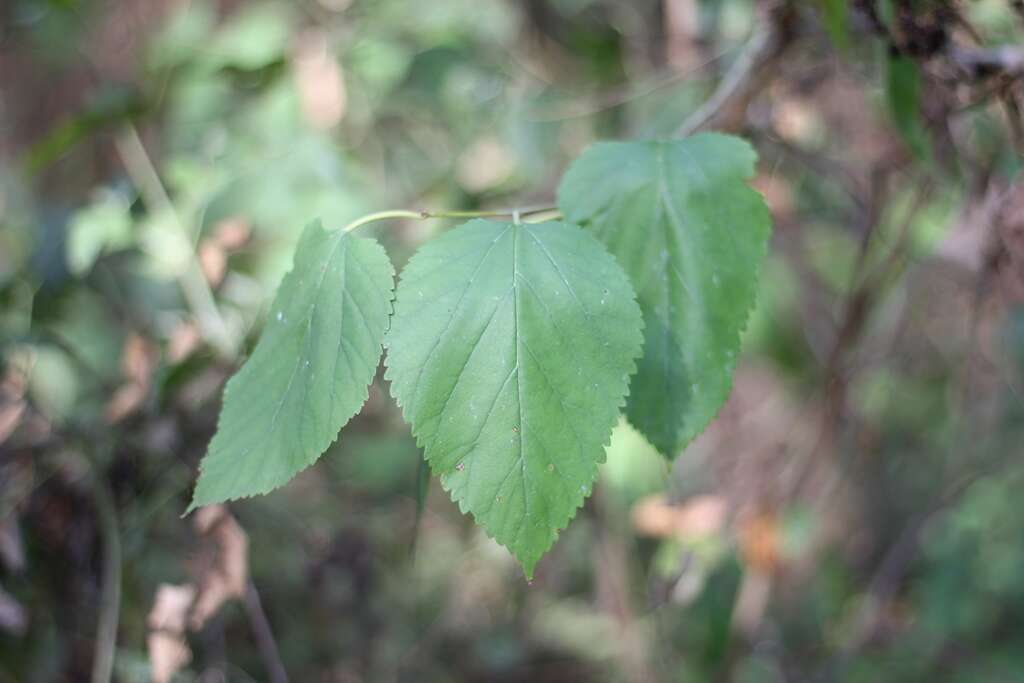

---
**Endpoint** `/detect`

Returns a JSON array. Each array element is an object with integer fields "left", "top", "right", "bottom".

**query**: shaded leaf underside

[{"left": 558, "top": 134, "right": 772, "bottom": 457}]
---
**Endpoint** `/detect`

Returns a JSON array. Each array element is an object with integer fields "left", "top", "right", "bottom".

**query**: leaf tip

[{"left": 182, "top": 497, "right": 201, "bottom": 518}]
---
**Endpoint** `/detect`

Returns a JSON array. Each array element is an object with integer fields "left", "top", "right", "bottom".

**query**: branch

[
  {"left": 675, "top": 2, "right": 795, "bottom": 138},
  {"left": 86, "top": 454, "right": 121, "bottom": 683},
  {"left": 950, "top": 44, "right": 1024, "bottom": 78},
  {"left": 243, "top": 581, "right": 290, "bottom": 683},
  {"left": 676, "top": 22, "right": 775, "bottom": 137},
  {"left": 114, "top": 126, "right": 238, "bottom": 360}
]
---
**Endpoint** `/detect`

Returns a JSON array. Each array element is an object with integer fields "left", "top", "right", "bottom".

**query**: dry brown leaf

[
  {"left": 106, "top": 333, "right": 158, "bottom": 423},
  {"left": 631, "top": 494, "right": 727, "bottom": 541},
  {"left": 123, "top": 333, "right": 154, "bottom": 383},
  {"left": 752, "top": 172, "right": 795, "bottom": 222},
  {"left": 167, "top": 321, "right": 202, "bottom": 365},
  {"left": 148, "top": 583, "right": 195, "bottom": 634},
  {"left": 105, "top": 383, "right": 148, "bottom": 424},
  {"left": 190, "top": 505, "right": 249, "bottom": 630},
  {"left": 213, "top": 217, "right": 252, "bottom": 251},
  {"left": 294, "top": 29, "right": 346, "bottom": 130},
  {"left": 146, "top": 509, "right": 252, "bottom": 680},
  {"left": 147, "top": 629, "right": 191, "bottom": 683},
  {"left": 198, "top": 239, "right": 227, "bottom": 287},
  {"left": 772, "top": 96, "right": 819, "bottom": 145},
  {"left": 664, "top": 0, "right": 700, "bottom": 69},
  {"left": 737, "top": 512, "right": 781, "bottom": 575},
  {"left": 147, "top": 583, "right": 196, "bottom": 683}
]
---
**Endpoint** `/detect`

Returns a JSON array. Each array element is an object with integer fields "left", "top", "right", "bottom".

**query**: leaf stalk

[{"left": 341, "top": 206, "right": 559, "bottom": 233}]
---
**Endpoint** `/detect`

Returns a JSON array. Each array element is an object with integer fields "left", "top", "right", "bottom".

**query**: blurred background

[{"left": 2, "top": 0, "right": 1024, "bottom": 681}]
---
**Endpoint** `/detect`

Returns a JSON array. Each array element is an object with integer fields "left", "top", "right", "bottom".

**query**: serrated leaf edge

[
  {"left": 187, "top": 224, "right": 396, "bottom": 512},
  {"left": 383, "top": 220, "right": 644, "bottom": 576},
  {"left": 557, "top": 133, "right": 772, "bottom": 459}
]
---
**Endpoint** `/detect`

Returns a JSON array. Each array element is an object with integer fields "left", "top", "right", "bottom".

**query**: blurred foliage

[{"left": 2, "top": 0, "right": 1024, "bottom": 681}]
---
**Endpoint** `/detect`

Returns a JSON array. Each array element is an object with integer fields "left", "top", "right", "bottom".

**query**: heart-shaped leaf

[
  {"left": 189, "top": 220, "right": 395, "bottom": 510},
  {"left": 385, "top": 220, "right": 643, "bottom": 576}
]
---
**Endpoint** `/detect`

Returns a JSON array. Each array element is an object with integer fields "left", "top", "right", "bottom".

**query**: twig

[
  {"left": 949, "top": 44, "right": 1024, "bottom": 78},
  {"left": 755, "top": 132, "right": 868, "bottom": 215},
  {"left": 243, "top": 580, "right": 290, "bottom": 683},
  {"left": 589, "top": 490, "right": 656, "bottom": 683},
  {"left": 86, "top": 453, "right": 121, "bottom": 683},
  {"left": 835, "top": 467, "right": 994, "bottom": 665},
  {"left": 409, "top": 454, "right": 431, "bottom": 560},
  {"left": 526, "top": 43, "right": 740, "bottom": 123},
  {"left": 1000, "top": 89, "right": 1024, "bottom": 155},
  {"left": 675, "top": 20, "right": 777, "bottom": 137},
  {"left": 114, "top": 125, "right": 237, "bottom": 359}
]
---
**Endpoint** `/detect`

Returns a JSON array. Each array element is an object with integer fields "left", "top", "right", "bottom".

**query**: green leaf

[
  {"left": 885, "top": 51, "right": 929, "bottom": 158},
  {"left": 385, "top": 220, "right": 643, "bottom": 576},
  {"left": 818, "top": 0, "right": 849, "bottom": 52},
  {"left": 66, "top": 190, "right": 133, "bottom": 276},
  {"left": 205, "top": 2, "right": 293, "bottom": 71},
  {"left": 189, "top": 220, "right": 394, "bottom": 510},
  {"left": 558, "top": 134, "right": 771, "bottom": 458}
]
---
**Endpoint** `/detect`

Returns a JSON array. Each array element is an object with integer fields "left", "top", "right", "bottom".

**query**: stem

[
  {"left": 114, "top": 126, "right": 238, "bottom": 359},
  {"left": 85, "top": 452, "right": 121, "bottom": 683},
  {"left": 523, "top": 209, "right": 563, "bottom": 223},
  {"left": 675, "top": 20, "right": 776, "bottom": 137},
  {"left": 342, "top": 210, "right": 425, "bottom": 233},
  {"left": 243, "top": 581, "right": 290, "bottom": 683},
  {"left": 341, "top": 206, "right": 559, "bottom": 234}
]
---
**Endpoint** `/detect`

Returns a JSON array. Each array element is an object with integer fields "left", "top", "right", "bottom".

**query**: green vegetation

[{"left": 2, "top": 1, "right": 1023, "bottom": 681}]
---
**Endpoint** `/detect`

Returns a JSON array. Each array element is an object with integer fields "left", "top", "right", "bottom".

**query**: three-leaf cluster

[{"left": 189, "top": 134, "right": 772, "bottom": 577}]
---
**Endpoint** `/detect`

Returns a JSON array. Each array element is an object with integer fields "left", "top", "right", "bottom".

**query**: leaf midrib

[
  {"left": 511, "top": 224, "right": 529, "bottom": 520},
  {"left": 211, "top": 229, "right": 348, "bottom": 501},
  {"left": 406, "top": 225, "right": 513, "bottom": 416}
]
